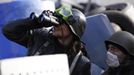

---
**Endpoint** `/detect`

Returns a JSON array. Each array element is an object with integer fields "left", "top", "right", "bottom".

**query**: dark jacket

[
  {"left": 102, "top": 59, "right": 134, "bottom": 75},
  {"left": 2, "top": 18, "right": 91, "bottom": 75}
]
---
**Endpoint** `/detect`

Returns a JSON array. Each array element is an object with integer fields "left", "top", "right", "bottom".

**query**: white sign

[{"left": 0, "top": 54, "right": 70, "bottom": 75}]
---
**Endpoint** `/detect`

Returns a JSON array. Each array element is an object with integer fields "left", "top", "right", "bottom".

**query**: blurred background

[{"left": 92, "top": 0, "right": 134, "bottom": 5}]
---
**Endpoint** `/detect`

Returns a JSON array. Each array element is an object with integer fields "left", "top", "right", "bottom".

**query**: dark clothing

[
  {"left": 72, "top": 54, "right": 91, "bottom": 75},
  {"left": 102, "top": 60, "right": 134, "bottom": 75},
  {"left": 2, "top": 18, "right": 90, "bottom": 75}
]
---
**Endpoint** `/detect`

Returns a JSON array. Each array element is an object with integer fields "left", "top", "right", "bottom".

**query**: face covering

[{"left": 106, "top": 51, "right": 120, "bottom": 67}]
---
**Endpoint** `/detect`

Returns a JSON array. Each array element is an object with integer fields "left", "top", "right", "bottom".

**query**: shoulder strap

[{"left": 70, "top": 51, "right": 82, "bottom": 74}]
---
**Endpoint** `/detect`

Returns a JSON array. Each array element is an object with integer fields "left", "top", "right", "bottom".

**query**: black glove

[
  {"left": 29, "top": 12, "right": 39, "bottom": 23},
  {"left": 29, "top": 10, "right": 60, "bottom": 28},
  {"left": 38, "top": 10, "right": 60, "bottom": 27}
]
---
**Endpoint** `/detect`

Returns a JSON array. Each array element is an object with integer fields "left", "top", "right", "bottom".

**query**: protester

[
  {"left": 2, "top": 6, "right": 90, "bottom": 75},
  {"left": 102, "top": 31, "right": 134, "bottom": 75}
]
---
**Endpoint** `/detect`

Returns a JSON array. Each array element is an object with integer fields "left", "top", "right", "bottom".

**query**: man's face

[
  {"left": 52, "top": 23, "right": 72, "bottom": 39},
  {"left": 108, "top": 44, "right": 127, "bottom": 63}
]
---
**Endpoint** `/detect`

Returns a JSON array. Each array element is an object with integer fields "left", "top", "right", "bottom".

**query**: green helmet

[
  {"left": 105, "top": 31, "right": 134, "bottom": 56},
  {"left": 55, "top": 6, "right": 86, "bottom": 40}
]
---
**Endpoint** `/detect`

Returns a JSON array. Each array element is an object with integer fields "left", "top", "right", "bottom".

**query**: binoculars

[{"left": 29, "top": 11, "right": 60, "bottom": 27}]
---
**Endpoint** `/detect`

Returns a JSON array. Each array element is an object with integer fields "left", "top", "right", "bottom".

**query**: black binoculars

[{"left": 29, "top": 11, "right": 60, "bottom": 27}]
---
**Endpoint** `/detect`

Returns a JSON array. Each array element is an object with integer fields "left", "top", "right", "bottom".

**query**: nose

[{"left": 108, "top": 47, "right": 115, "bottom": 54}]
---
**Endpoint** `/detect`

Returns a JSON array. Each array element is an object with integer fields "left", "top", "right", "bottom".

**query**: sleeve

[{"left": 2, "top": 18, "right": 41, "bottom": 47}]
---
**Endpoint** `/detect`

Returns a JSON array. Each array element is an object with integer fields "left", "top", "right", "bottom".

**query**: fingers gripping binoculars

[{"left": 29, "top": 10, "right": 60, "bottom": 27}]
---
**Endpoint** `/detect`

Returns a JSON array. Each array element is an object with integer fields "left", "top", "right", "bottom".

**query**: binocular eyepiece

[{"left": 30, "top": 12, "right": 60, "bottom": 27}]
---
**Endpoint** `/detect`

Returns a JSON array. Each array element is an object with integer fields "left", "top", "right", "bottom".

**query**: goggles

[{"left": 55, "top": 5, "right": 73, "bottom": 22}]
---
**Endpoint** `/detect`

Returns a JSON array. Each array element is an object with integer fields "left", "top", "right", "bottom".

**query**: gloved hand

[
  {"left": 29, "top": 10, "right": 59, "bottom": 27},
  {"left": 39, "top": 10, "right": 60, "bottom": 27},
  {"left": 29, "top": 12, "right": 39, "bottom": 23}
]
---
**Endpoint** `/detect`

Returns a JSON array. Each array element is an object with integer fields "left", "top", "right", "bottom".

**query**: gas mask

[{"left": 106, "top": 51, "right": 120, "bottom": 67}]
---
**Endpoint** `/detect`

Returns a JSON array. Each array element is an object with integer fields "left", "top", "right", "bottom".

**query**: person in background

[
  {"left": 102, "top": 31, "right": 134, "bottom": 75},
  {"left": 2, "top": 6, "right": 90, "bottom": 75}
]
